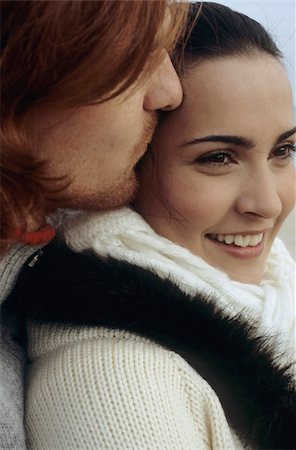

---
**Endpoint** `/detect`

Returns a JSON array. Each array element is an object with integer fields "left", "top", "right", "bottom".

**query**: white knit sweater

[
  {"left": 26, "top": 323, "right": 243, "bottom": 450},
  {"left": 25, "top": 207, "right": 295, "bottom": 450}
]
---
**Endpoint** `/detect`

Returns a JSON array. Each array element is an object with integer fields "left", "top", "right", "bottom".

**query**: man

[{"left": 0, "top": 1, "right": 188, "bottom": 448}]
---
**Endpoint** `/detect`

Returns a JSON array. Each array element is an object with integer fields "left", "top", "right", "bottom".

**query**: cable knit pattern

[{"left": 26, "top": 323, "right": 242, "bottom": 450}]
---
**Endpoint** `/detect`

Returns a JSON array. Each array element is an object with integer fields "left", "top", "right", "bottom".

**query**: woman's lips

[{"left": 206, "top": 233, "right": 265, "bottom": 258}]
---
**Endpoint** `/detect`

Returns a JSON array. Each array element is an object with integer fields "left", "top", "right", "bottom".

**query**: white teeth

[
  {"left": 243, "top": 235, "right": 251, "bottom": 247},
  {"left": 234, "top": 235, "right": 243, "bottom": 247},
  {"left": 210, "top": 233, "right": 263, "bottom": 247},
  {"left": 225, "top": 235, "right": 234, "bottom": 244},
  {"left": 249, "top": 235, "right": 259, "bottom": 246}
]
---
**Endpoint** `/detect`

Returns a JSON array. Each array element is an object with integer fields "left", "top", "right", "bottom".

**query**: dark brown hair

[
  {"left": 178, "top": 2, "right": 282, "bottom": 69},
  {"left": 0, "top": 0, "right": 188, "bottom": 251}
]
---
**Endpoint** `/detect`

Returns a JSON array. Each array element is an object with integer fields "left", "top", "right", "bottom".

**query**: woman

[{"left": 3, "top": 3, "right": 295, "bottom": 449}]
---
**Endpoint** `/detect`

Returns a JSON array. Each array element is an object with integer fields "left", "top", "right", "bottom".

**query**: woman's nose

[
  {"left": 236, "top": 169, "right": 282, "bottom": 220},
  {"left": 143, "top": 52, "right": 183, "bottom": 112}
]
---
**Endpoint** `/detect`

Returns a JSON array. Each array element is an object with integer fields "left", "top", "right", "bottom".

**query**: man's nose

[
  {"left": 143, "top": 52, "right": 183, "bottom": 111},
  {"left": 236, "top": 169, "right": 282, "bottom": 220}
]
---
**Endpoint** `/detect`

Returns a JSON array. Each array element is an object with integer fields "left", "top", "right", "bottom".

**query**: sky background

[{"left": 202, "top": 1, "right": 296, "bottom": 256}]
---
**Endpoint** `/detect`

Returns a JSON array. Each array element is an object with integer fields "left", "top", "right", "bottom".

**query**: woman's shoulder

[
  {"left": 28, "top": 321, "right": 213, "bottom": 391},
  {"left": 26, "top": 322, "right": 238, "bottom": 450}
]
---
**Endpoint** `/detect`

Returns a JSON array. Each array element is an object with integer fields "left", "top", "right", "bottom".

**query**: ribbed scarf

[{"left": 59, "top": 207, "right": 295, "bottom": 360}]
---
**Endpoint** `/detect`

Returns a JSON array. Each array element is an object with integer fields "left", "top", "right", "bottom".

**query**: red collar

[{"left": 15, "top": 223, "right": 56, "bottom": 245}]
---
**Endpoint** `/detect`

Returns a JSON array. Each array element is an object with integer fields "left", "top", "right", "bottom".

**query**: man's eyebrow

[
  {"left": 179, "top": 135, "right": 254, "bottom": 149},
  {"left": 275, "top": 126, "right": 296, "bottom": 144}
]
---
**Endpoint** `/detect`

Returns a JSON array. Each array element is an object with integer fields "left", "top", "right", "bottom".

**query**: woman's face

[{"left": 135, "top": 55, "right": 296, "bottom": 284}]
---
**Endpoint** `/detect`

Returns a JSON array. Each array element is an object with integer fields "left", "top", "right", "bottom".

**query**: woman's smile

[
  {"left": 205, "top": 231, "right": 266, "bottom": 259},
  {"left": 207, "top": 232, "right": 264, "bottom": 248}
]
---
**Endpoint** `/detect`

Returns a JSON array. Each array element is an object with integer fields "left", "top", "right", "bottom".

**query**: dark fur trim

[{"left": 2, "top": 238, "right": 296, "bottom": 449}]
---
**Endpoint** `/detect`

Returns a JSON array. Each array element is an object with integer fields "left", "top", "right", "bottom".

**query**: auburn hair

[{"left": 0, "top": 0, "right": 188, "bottom": 251}]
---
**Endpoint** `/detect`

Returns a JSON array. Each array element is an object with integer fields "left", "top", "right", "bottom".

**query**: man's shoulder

[
  {"left": 0, "top": 244, "right": 44, "bottom": 306},
  {"left": 0, "top": 244, "right": 35, "bottom": 450}
]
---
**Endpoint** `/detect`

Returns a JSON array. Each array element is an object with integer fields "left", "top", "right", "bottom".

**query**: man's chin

[
  {"left": 65, "top": 171, "right": 139, "bottom": 211},
  {"left": 103, "top": 173, "right": 139, "bottom": 210}
]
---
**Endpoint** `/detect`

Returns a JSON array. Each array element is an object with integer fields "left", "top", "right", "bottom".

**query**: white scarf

[{"left": 59, "top": 207, "right": 295, "bottom": 359}]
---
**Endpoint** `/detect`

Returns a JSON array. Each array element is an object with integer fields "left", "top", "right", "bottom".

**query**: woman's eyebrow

[
  {"left": 275, "top": 126, "right": 296, "bottom": 144},
  {"left": 179, "top": 126, "right": 296, "bottom": 149},
  {"left": 179, "top": 135, "right": 255, "bottom": 148}
]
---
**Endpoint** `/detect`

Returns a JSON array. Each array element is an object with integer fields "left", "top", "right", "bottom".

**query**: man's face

[{"left": 31, "top": 52, "right": 182, "bottom": 211}]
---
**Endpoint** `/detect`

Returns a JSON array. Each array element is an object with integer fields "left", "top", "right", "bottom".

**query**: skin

[
  {"left": 135, "top": 54, "right": 296, "bottom": 284},
  {"left": 30, "top": 52, "right": 182, "bottom": 213}
]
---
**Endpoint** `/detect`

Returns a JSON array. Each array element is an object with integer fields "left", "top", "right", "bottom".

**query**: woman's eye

[
  {"left": 196, "top": 151, "right": 235, "bottom": 167},
  {"left": 273, "top": 142, "right": 296, "bottom": 160}
]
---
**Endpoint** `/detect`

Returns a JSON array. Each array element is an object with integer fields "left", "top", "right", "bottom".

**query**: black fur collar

[{"left": 2, "top": 238, "right": 296, "bottom": 449}]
